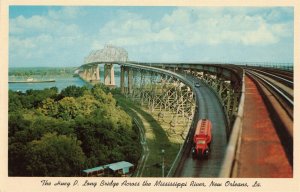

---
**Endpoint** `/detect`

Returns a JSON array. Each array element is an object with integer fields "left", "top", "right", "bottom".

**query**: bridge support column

[
  {"left": 120, "top": 66, "right": 125, "bottom": 93},
  {"left": 128, "top": 68, "right": 133, "bottom": 94},
  {"left": 85, "top": 68, "right": 92, "bottom": 82},
  {"left": 95, "top": 65, "right": 100, "bottom": 81},
  {"left": 90, "top": 65, "right": 100, "bottom": 83},
  {"left": 83, "top": 69, "right": 88, "bottom": 80},
  {"left": 104, "top": 63, "right": 115, "bottom": 87},
  {"left": 89, "top": 68, "right": 94, "bottom": 81},
  {"left": 90, "top": 67, "right": 94, "bottom": 81}
]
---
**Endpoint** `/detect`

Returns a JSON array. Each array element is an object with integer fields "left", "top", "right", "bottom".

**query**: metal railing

[
  {"left": 219, "top": 70, "right": 245, "bottom": 177},
  {"left": 167, "top": 100, "right": 199, "bottom": 177},
  {"left": 234, "top": 62, "right": 293, "bottom": 71}
]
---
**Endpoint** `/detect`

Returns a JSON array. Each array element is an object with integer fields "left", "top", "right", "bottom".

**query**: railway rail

[
  {"left": 246, "top": 69, "right": 293, "bottom": 125},
  {"left": 246, "top": 67, "right": 293, "bottom": 88}
]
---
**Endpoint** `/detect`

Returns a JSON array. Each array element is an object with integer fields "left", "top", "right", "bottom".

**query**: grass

[{"left": 114, "top": 93, "right": 191, "bottom": 177}]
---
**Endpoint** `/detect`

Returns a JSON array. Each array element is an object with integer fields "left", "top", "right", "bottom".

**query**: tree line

[
  {"left": 9, "top": 85, "right": 141, "bottom": 176},
  {"left": 9, "top": 67, "right": 77, "bottom": 77},
  {"left": 9, "top": 67, "right": 122, "bottom": 77}
]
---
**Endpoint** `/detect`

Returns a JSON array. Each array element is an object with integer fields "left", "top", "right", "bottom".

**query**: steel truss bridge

[{"left": 78, "top": 45, "right": 293, "bottom": 178}]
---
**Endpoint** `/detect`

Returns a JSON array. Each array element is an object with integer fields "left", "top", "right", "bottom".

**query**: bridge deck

[
  {"left": 236, "top": 75, "right": 292, "bottom": 177},
  {"left": 175, "top": 74, "right": 227, "bottom": 177}
]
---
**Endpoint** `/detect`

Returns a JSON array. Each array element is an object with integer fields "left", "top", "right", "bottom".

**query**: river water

[{"left": 9, "top": 75, "right": 121, "bottom": 92}]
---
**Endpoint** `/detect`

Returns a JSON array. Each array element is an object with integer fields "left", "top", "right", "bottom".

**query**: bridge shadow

[{"left": 114, "top": 94, "right": 181, "bottom": 176}]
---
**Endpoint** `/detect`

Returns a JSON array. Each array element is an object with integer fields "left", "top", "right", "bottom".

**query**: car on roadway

[{"left": 195, "top": 82, "right": 200, "bottom": 87}]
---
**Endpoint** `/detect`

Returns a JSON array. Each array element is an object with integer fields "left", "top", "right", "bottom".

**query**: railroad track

[
  {"left": 245, "top": 68, "right": 293, "bottom": 167},
  {"left": 246, "top": 69, "right": 293, "bottom": 121},
  {"left": 247, "top": 67, "right": 293, "bottom": 88}
]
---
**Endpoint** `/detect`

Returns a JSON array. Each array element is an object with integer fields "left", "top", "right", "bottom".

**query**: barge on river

[{"left": 9, "top": 77, "right": 56, "bottom": 83}]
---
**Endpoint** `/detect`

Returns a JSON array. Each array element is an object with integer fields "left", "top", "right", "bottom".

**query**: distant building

[
  {"left": 82, "top": 161, "right": 134, "bottom": 177},
  {"left": 82, "top": 165, "right": 107, "bottom": 177},
  {"left": 108, "top": 161, "right": 134, "bottom": 176}
]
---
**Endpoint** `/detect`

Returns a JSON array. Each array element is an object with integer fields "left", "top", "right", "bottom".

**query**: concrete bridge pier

[
  {"left": 120, "top": 66, "right": 125, "bottom": 93},
  {"left": 87, "top": 68, "right": 91, "bottom": 80},
  {"left": 87, "top": 68, "right": 93, "bottom": 81},
  {"left": 90, "top": 65, "right": 100, "bottom": 83},
  {"left": 89, "top": 67, "right": 94, "bottom": 81},
  {"left": 120, "top": 66, "right": 133, "bottom": 94},
  {"left": 128, "top": 68, "right": 133, "bottom": 94},
  {"left": 104, "top": 63, "right": 115, "bottom": 87},
  {"left": 83, "top": 68, "right": 88, "bottom": 80},
  {"left": 94, "top": 65, "right": 100, "bottom": 81},
  {"left": 78, "top": 66, "right": 100, "bottom": 83}
]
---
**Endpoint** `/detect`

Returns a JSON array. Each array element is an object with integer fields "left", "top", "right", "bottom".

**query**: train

[{"left": 192, "top": 119, "right": 212, "bottom": 159}]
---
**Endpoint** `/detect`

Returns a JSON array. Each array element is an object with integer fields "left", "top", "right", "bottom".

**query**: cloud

[
  {"left": 9, "top": 7, "right": 91, "bottom": 67},
  {"left": 48, "top": 7, "right": 83, "bottom": 20},
  {"left": 161, "top": 8, "right": 191, "bottom": 26},
  {"left": 9, "top": 7, "right": 294, "bottom": 66},
  {"left": 242, "top": 25, "right": 278, "bottom": 45},
  {"left": 99, "top": 11, "right": 152, "bottom": 37},
  {"left": 10, "top": 14, "right": 80, "bottom": 37},
  {"left": 94, "top": 7, "right": 292, "bottom": 49},
  {"left": 10, "top": 15, "right": 49, "bottom": 34},
  {"left": 10, "top": 7, "right": 83, "bottom": 37}
]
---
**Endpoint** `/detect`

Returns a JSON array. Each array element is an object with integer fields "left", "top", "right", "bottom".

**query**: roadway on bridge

[
  {"left": 175, "top": 73, "right": 227, "bottom": 177},
  {"left": 80, "top": 62, "right": 229, "bottom": 177}
]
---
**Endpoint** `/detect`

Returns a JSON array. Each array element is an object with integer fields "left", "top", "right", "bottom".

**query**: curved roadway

[
  {"left": 174, "top": 73, "right": 227, "bottom": 177},
  {"left": 81, "top": 62, "right": 228, "bottom": 177}
]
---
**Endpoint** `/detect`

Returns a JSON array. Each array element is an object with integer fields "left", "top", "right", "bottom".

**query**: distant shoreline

[
  {"left": 9, "top": 66, "right": 121, "bottom": 77},
  {"left": 9, "top": 79, "right": 56, "bottom": 83}
]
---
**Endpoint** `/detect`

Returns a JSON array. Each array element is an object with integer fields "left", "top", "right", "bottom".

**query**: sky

[{"left": 9, "top": 6, "right": 294, "bottom": 67}]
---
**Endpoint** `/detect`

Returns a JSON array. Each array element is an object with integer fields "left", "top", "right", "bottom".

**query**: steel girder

[
  {"left": 128, "top": 62, "right": 242, "bottom": 90},
  {"left": 121, "top": 66, "right": 196, "bottom": 129},
  {"left": 188, "top": 69, "right": 239, "bottom": 134},
  {"left": 79, "top": 62, "right": 242, "bottom": 135}
]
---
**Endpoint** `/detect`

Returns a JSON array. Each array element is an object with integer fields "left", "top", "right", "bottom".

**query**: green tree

[
  {"left": 57, "top": 97, "right": 79, "bottom": 120},
  {"left": 20, "top": 87, "right": 58, "bottom": 108},
  {"left": 8, "top": 90, "right": 23, "bottom": 112},
  {"left": 9, "top": 142, "right": 28, "bottom": 176},
  {"left": 59, "top": 85, "right": 88, "bottom": 98},
  {"left": 8, "top": 111, "right": 30, "bottom": 139},
  {"left": 92, "top": 85, "right": 116, "bottom": 105},
  {"left": 26, "top": 133, "right": 85, "bottom": 176},
  {"left": 8, "top": 85, "right": 142, "bottom": 176},
  {"left": 76, "top": 94, "right": 101, "bottom": 117},
  {"left": 38, "top": 98, "right": 58, "bottom": 117},
  {"left": 25, "top": 115, "right": 75, "bottom": 141}
]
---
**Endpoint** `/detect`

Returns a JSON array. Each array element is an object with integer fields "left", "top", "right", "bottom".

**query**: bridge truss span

[
  {"left": 78, "top": 51, "right": 294, "bottom": 178},
  {"left": 79, "top": 57, "right": 245, "bottom": 177},
  {"left": 147, "top": 63, "right": 244, "bottom": 137},
  {"left": 121, "top": 66, "right": 196, "bottom": 128}
]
